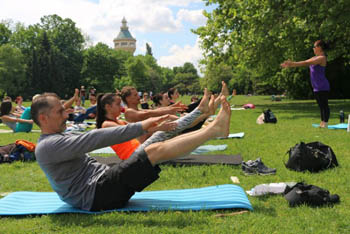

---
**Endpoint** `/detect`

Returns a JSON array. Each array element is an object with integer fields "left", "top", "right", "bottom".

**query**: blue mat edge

[
  {"left": 312, "top": 123, "right": 348, "bottom": 129},
  {"left": 0, "top": 184, "right": 253, "bottom": 216}
]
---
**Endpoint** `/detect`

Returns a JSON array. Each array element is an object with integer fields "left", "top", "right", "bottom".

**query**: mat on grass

[
  {"left": 90, "top": 144, "right": 228, "bottom": 155},
  {"left": 0, "top": 184, "right": 252, "bottom": 215},
  {"left": 94, "top": 154, "right": 243, "bottom": 166},
  {"left": 312, "top": 123, "right": 348, "bottom": 129},
  {"left": 216, "top": 132, "right": 244, "bottom": 139}
]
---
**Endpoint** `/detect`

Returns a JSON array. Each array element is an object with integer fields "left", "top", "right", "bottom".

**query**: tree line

[
  {"left": 2, "top": 1, "right": 350, "bottom": 100},
  {"left": 0, "top": 15, "right": 201, "bottom": 100}
]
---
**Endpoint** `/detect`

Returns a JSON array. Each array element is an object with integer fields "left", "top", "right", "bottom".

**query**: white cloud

[
  {"left": 0, "top": 0, "right": 208, "bottom": 46},
  {"left": 0, "top": 0, "right": 208, "bottom": 69},
  {"left": 177, "top": 9, "right": 207, "bottom": 26},
  {"left": 158, "top": 37, "right": 203, "bottom": 72}
]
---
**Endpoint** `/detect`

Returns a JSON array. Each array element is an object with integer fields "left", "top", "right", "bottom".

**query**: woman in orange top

[
  {"left": 96, "top": 93, "right": 141, "bottom": 159},
  {"left": 96, "top": 92, "right": 212, "bottom": 160}
]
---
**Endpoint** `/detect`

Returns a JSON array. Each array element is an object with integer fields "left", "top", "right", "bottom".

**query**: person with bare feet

[
  {"left": 96, "top": 89, "right": 214, "bottom": 159},
  {"left": 32, "top": 92, "right": 231, "bottom": 211},
  {"left": 182, "top": 81, "right": 229, "bottom": 133},
  {"left": 281, "top": 40, "right": 330, "bottom": 128},
  {"left": 121, "top": 86, "right": 187, "bottom": 123}
]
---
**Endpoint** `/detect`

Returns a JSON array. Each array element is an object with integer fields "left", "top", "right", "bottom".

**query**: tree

[
  {"left": 0, "top": 44, "right": 26, "bottom": 97},
  {"left": 194, "top": 0, "right": 350, "bottom": 98},
  {"left": 0, "top": 21, "right": 12, "bottom": 46},
  {"left": 125, "top": 56, "right": 150, "bottom": 92},
  {"left": 36, "top": 14, "right": 85, "bottom": 96},
  {"left": 81, "top": 43, "right": 131, "bottom": 93},
  {"left": 202, "top": 60, "right": 234, "bottom": 93},
  {"left": 146, "top": 43, "right": 153, "bottom": 57},
  {"left": 172, "top": 62, "right": 201, "bottom": 94}
]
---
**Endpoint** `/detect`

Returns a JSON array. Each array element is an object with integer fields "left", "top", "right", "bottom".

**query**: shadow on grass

[{"left": 250, "top": 204, "right": 277, "bottom": 217}]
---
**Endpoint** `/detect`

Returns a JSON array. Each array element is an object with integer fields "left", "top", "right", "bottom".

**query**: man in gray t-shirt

[{"left": 31, "top": 91, "right": 231, "bottom": 211}]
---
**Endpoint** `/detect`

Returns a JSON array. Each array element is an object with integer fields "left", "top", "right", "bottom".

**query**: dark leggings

[{"left": 314, "top": 91, "right": 330, "bottom": 123}]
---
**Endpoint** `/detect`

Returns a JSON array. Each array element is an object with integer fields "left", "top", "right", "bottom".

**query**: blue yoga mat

[
  {"left": 0, "top": 184, "right": 252, "bottom": 216},
  {"left": 90, "top": 144, "right": 228, "bottom": 155},
  {"left": 312, "top": 123, "right": 348, "bottom": 129}
]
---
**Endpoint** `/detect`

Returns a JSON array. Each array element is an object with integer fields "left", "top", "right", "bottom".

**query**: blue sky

[{"left": 1, "top": 0, "right": 217, "bottom": 72}]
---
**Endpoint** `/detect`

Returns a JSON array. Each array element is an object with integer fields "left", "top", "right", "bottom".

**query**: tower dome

[{"left": 113, "top": 17, "right": 136, "bottom": 54}]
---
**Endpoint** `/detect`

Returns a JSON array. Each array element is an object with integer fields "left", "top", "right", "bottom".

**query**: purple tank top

[{"left": 309, "top": 64, "right": 330, "bottom": 92}]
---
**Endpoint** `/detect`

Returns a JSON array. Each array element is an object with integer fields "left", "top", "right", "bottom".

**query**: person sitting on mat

[
  {"left": 14, "top": 96, "right": 26, "bottom": 113},
  {"left": 121, "top": 86, "right": 187, "bottom": 123},
  {"left": 32, "top": 91, "right": 231, "bottom": 211},
  {"left": 167, "top": 87, "right": 180, "bottom": 105},
  {"left": 96, "top": 89, "right": 214, "bottom": 159},
  {"left": 152, "top": 92, "right": 171, "bottom": 108},
  {"left": 0, "top": 101, "right": 34, "bottom": 133}
]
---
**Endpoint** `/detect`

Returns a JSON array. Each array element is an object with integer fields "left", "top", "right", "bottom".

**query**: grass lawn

[{"left": 0, "top": 96, "right": 349, "bottom": 233}]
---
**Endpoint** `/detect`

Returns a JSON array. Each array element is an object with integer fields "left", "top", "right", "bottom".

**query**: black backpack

[
  {"left": 284, "top": 182, "right": 340, "bottom": 207},
  {"left": 263, "top": 109, "right": 277, "bottom": 123},
  {"left": 285, "top": 142, "right": 338, "bottom": 172}
]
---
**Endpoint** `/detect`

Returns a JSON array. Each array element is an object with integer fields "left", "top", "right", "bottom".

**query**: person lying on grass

[
  {"left": 31, "top": 91, "right": 231, "bottom": 211},
  {"left": 95, "top": 89, "right": 215, "bottom": 160}
]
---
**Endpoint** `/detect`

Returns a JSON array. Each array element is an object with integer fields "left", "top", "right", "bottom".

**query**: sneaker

[
  {"left": 242, "top": 158, "right": 276, "bottom": 176},
  {"left": 255, "top": 158, "right": 276, "bottom": 175},
  {"left": 242, "top": 161, "right": 258, "bottom": 175}
]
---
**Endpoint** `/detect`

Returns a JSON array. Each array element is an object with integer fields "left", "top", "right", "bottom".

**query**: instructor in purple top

[{"left": 281, "top": 40, "right": 330, "bottom": 128}]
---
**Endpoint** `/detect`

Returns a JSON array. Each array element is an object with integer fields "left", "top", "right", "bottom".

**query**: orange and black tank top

[{"left": 106, "top": 119, "right": 140, "bottom": 160}]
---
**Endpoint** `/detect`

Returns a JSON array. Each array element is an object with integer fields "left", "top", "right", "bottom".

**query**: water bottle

[{"left": 340, "top": 110, "right": 345, "bottom": 123}]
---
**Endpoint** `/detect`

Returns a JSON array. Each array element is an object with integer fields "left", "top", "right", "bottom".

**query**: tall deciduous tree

[
  {"left": 0, "top": 44, "right": 26, "bottom": 97},
  {"left": 172, "top": 62, "right": 201, "bottom": 94},
  {"left": 194, "top": 0, "right": 350, "bottom": 98},
  {"left": 36, "top": 14, "right": 85, "bottom": 96},
  {"left": 81, "top": 43, "right": 131, "bottom": 93},
  {"left": 0, "top": 21, "right": 12, "bottom": 46},
  {"left": 146, "top": 43, "right": 153, "bottom": 57}
]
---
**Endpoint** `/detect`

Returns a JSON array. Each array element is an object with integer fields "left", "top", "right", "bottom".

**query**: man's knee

[{"left": 144, "top": 142, "right": 165, "bottom": 165}]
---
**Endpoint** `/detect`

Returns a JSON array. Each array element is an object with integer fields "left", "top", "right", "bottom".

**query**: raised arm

[
  {"left": 125, "top": 105, "right": 186, "bottom": 122},
  {"left": 63, "top": 88, "right": 80, "bottom": 110},
  {"left": 281, "top": 55, "right": 326, "bottom": 68}
]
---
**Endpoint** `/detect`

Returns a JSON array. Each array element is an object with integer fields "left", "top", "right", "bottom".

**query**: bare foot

[
  {"left": 319, "top": 121, "right": 325, "bottom": 128},
  {"left": 197, "top": 88, "right": 210, "bottom": 114},
  {"left": 221, "top": 81, "right": 229, "bottom": 97},
  {"left": 208, "top": 95, "right": 215, "bottom": 116},
  {"left": 207, "top": 95, "right": 231, "bottom": 138},
  {"left": 214, "top": 93, "right": 222, "bottom": 110}
]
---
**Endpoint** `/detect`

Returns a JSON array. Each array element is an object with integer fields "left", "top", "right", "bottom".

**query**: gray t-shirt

[{"left": 35, "top": 123, "right": 145, "bottom": 210}]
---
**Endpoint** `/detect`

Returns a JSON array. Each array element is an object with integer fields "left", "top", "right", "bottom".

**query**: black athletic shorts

[{"left": 90, "top": 148, "right": 161, "bottom": 211}]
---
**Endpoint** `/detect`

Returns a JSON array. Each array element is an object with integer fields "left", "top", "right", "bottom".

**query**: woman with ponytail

[
  {"left": 96, "top": 89, "right": 214, "bottom": 160},
  {"left": 281, "top": 40, "right": 330, "bottom": 128}
]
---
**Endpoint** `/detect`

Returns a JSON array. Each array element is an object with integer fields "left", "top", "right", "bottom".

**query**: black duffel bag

[{"left": 285, "top": 142, "right": 338, "bottom": 172}]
